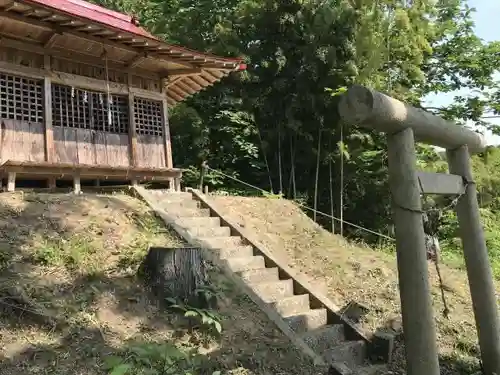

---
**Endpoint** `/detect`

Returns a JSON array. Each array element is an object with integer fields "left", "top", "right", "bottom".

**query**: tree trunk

[
  {"left": 329, "top": 133, "right": 335, "bottom": 233},
  {"left": 291, "top": 134, "right": 297, "bottom": 199},
  {"left": 256, "top": 124, "right": 273, "bottom": 192},
  {"left": 277, "top": 123, "right": 283, "bottom": 194},
  {"left": 139, "top": 247, "right": 214, "bottom": 309},
  {"left": 339, "top": 122, "right": 344, "bottom": 237},
  {"left": 313, "top": 126, "right": 322, "bottom": 222}
]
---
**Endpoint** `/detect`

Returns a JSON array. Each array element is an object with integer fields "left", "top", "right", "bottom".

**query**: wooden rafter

[
  {"left": 165, "top": 76, "right": 184, "bottom": 88},
  {"left": 182, "top": 78, "right": 202, "bottom": 91},
  {"left": 0, "top": 34, "right": 158, "bottom": 79},
  {"left": 43, "top": 31, "right": 60, "bottom": 48},
  {"left": 168, "top": 90, "right": 184, "bottom": 102},
  {"left": 170, "top": 85, "right": 189, "bottom": 98},
  {"left": 0, "top": 10, "right": 154, "bottom": 53},
  {"left": 126, "top": 52, "right": 148, "bottom": 69},
  {"left": 168, "top": 68, "right": 202, "bottom": 77},
  {"left": 3, "top": 2, "right": 15, "bottom": 12},
  {"left": 176, "top": 81, "right": 196, "bottom": 95},
  {"left": 0, "top": 5, "right": 241, "bottom": 71},
  {"left": 0, "top": 1, "right": 243, "bottom": 107}
]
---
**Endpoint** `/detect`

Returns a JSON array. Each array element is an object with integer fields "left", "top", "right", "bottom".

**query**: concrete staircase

[{"left": 134, "top": 187, "right": 388, "bottom": 375}]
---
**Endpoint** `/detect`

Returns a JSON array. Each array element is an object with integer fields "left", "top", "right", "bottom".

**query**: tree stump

[{"left": 139, "top": 247, "right": 215, "bottom": 309}]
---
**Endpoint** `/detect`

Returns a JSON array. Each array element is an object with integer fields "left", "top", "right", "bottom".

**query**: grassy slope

[
  {"left": 0, "top": 192, "right": 320, "bottom": 375},
  {"left": 210, "top": 195, "right": 494, "bottom": 375}
]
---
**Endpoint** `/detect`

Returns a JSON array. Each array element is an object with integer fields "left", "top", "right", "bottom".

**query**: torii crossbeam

[{"left": 339, "top": 85, "right": 500, "bottom": 375}]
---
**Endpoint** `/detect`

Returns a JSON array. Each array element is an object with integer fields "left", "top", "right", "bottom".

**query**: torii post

[{"left": 339, "top": 85, "right": 500, "bottom": 375}]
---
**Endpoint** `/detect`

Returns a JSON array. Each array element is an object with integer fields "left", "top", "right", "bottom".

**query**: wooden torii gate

[{"left": 339, "top": 85, "right": 500, "bottom": 375}]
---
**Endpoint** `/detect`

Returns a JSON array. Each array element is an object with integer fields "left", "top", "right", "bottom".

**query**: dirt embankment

[
  {"left": 0, "top": 192, "right": 320, "bottom": 375},
  {"left": 210, "top": 195, "right": 490, "bottom": 375}
]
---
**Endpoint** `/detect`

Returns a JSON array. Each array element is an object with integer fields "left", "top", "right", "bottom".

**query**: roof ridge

[
  {"left": 21, "top": 0, "right": 245, "bottom": 65},
  {"left": 64, "top": 0, "right": 132, "bottom": 23}
]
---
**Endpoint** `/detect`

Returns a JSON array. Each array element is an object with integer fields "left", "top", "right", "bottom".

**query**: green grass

[
  {"left": 31, "top": 233, "right": 97, "bottom": 269},
  {"left": 0, "top": 192, "right": 320, "bottom": 375}
]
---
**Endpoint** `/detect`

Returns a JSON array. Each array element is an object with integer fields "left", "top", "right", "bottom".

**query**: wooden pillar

[
  {"left": 7, "top": 172, "right": 16, "bottom": 192},
  {"left": 127, "top": 74, "right": 137, "bottom": 167},
  {"left": 73, "top": 174, "right": 81, "bottom": 194},
  {"left": 174, "top": 176, "right": 181, "bottom": 192},
  {"left": 43, "top": 55, "right": 54, "bottom": 162},
  {"left": 162, "top": 99, "right": 173, "bottom": 169},
  {"left": 47, "top": 177, "right": 56, "bottom": 189},
  {"left": 161, "top": 78, "right": 175, "bottom": 190},
  {"left": 161, "top": 78, "right": 173, "bottom": 169},
  {"left": 447, "top": 146, "right": 500, "bottom": 375},
  {"left": 387, "top": 128, "right": 440, "bottom": 375}
]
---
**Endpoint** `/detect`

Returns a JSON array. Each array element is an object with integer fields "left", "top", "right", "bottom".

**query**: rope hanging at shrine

[
  {"left": 392, "top": 176, "right": 472, "bottom": 319},
  {"left": 101, "top": 46, "right": 113, "bottom": 130}
]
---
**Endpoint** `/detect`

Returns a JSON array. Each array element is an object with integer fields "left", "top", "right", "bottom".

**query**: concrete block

[
  {"left": 250, "top": 279, "right": 294, "bottom": 302},
  {"left": 327, "top": 362, "right": 353, "bottom": 375},
  {"left": 271, "top": 294, "right": 310, "bottom": 316},
  {"left": 368, "top": 330, "right": 395, "bottom": 364},
  {"left": 301, "top": 324, "right": 345, "bottom": 355},
  {"left": 218, "top": 245, "right": 254, "bottom": 259},
  {"left": 285, "top": 308, "right": 328, "bottom": 333},
  {"left": 226, "top": 255, "right": 265, "bottom": 272},
  {"left": 238, "top": 267, "right": 279, "bottom": 284},
  {"left": 323, "top": 341, "right": 366, "bottom": 367}
]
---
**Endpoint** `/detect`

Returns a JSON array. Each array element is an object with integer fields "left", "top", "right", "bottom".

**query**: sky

[{"left": 423, "top": 0, "right": 500, "bottom": 145}]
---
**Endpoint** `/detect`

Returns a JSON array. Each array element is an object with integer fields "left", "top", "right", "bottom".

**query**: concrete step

[
  {"left": 238, "top": 267, "right": 280, "bottom": 284},
  {"left": 323, "top": 340, "right": 367, "bottom": 368},
  {"left": 140, "top": 187, "right": 380, "bottom": 373},
  {"left": 151, "top": 191, "right": 192, "bottom": 200},
  {"left": 175, "top": 216, "right": 220, "bottom": 229},
  {"left": 249, "top": 280, "right": 294, "bottom": 303},
  {"left": 300, "top": 324, "right": 345, "bottom": 355},
  {"left": 183, "top": 225, "right": 231, "bottom": 238},
  {"left": 284, "top": 308, "right": 328, "bottom": 334},
  {"left": 199, "top": 236, "right": 243, "bottom": 248},
  {"left": 328, "top": 362, "right": 353, "bottom": 375},
  {"left": 147, "top": 189, "right": 169, "bottom": 196},
  {"left": 160, "top": 199, "right": 200, "bottom": 209},
  {"left": 270, "top": 294, "right": 310, "bottom": 316},
  {"left": 165, "top": 207, "right": 211, "bottom": 218},
  {"left": 148, "top": 192, "right": 193, "bottom": 204},
  {"left": 353, "top": 364, "right": 387, "bottom": 375},
  {"left": 226, "top": 255, "right": 265, "bottom": 272},
  {"left": 218, "top": 245, "right": 254, "bottom": 259}
]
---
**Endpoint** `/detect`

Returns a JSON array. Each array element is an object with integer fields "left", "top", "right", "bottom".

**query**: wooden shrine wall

[
  {"left": 134, "top": 97, "right": 166, "bottom": 168},
  {"left": 0, "top": 46, "right": 170, "bottom": 170},
  {"left": 52, "top": 128, "right": 130, "bottom": 166},
  {"left": 0, "top": 70, "right": 46, "bottom": 162},
  {"left": 0, "top": 119, "right": 45, "bottom": 162},
  {"left": 136, "top": 134, "right": 166, "bottom": 168}
]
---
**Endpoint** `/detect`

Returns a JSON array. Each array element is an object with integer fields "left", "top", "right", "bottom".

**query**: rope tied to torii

[
  {"left": 422, "top": 207, "right": 450, "bottom": 319},
  {"left": 395, "top": 175, "right": 471, "bottom": 320}
]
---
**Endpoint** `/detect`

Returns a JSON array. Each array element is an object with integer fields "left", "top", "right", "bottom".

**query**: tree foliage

[{"left": 90, "top": 0, "right": 500, "bottom": 249}]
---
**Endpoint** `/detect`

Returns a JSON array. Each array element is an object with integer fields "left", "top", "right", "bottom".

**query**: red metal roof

[
  {"left": 23, "top": 0, "right": 246, "bottom": 68},
  {"left": 25, "top": 0, "right": 157, "bottom": 39}
]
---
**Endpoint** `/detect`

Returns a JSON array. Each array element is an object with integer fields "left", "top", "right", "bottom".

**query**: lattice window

[
  {"left": 0, "top": 72, "right": 43, "bottom": 123},
  {"left": 90, "top": 92, "right": 129, "bottom": 133},
  {"left": 52, "top": 84, "right": 90, "bottom": 128},
  {"left": 52, "top": 83, "right": 129, "bottom": 134},
  {"left": 134, "top": 97, "right": 164, "bottom": 136}
]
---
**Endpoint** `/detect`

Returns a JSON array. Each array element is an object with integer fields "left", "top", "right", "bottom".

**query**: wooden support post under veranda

[{"left": 339, "top": 84, "right": 500, "bottom": 375}]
